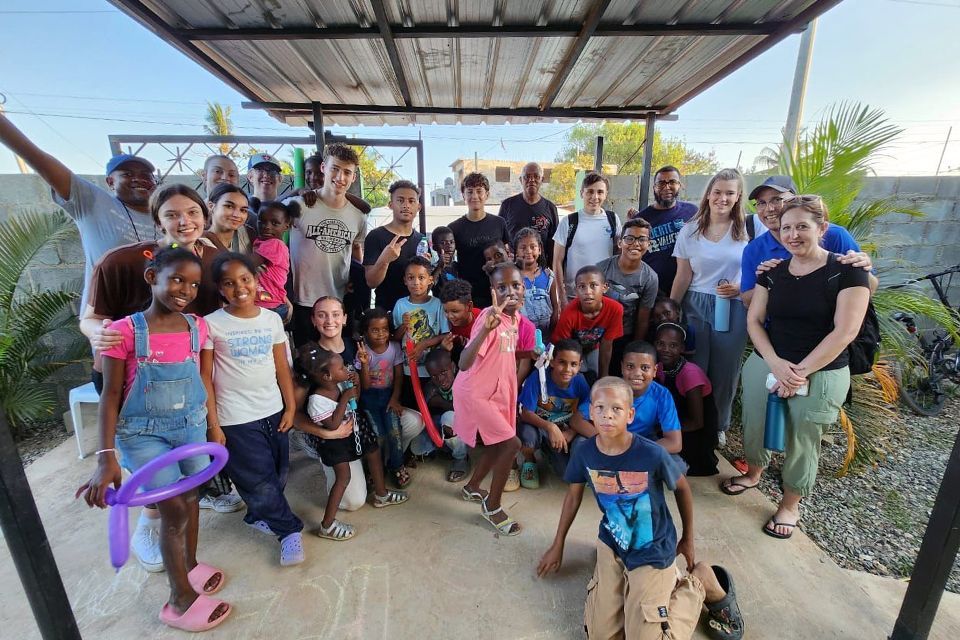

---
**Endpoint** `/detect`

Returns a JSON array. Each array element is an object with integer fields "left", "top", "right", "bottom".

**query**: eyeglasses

[
  {"left": 755, "top": 196, "right": 784, "bottom": 210},
  {"left": 621, "top": 235, "right": 650, "bottom": 245},
  {"left": 654, "top": 179, "right": 681, "bottom": 189}
]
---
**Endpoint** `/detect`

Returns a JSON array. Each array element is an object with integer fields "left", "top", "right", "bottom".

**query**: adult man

[
  {"left": 289, "top": 143, "right": 368, "bottom": 345},
  {"left": 740, "top": 176, "right": 877, "bottom": 306},
  {"left": 201, "top": 154, "right": 240, "bottom": 194},
  {"left": 498, "top": 162, "right": 559, "bottom": 264},
  {"left": 629, "top": 166, "right": 697, "bottom": 295},
  {"left": 364, "top": 180, "right": 424, "bottom": 313},
  {"left": 247, "top": 152, "right": 282, "bottom": 213}
]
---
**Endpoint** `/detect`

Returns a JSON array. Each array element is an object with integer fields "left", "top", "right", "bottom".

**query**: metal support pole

[
  {"left": 415, "top": 139, "right": 427, "bottom": 234},
  {"left": 783, "top": 19, "right": 817, "bottom": 169},
  {"left": 638, "top": 113, "right": 657, "bottom": 208},
  {"left": 890, "top": 426, "right": 960, "bottom": 639},
  {"left": 594, "top": 136, "right": 604, "bottom": 173},
  {"left": 312, "top": 102, "right": 325, "bottom": 153},
  {"left": 935, "top": 127, "right": 952, "bottom": 176},
  {"left": 0, "top": 413, "right": 81, "bottom": 639}
]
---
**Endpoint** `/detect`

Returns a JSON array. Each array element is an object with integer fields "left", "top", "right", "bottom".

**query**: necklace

[
  {"left": 662, "top": 356, "right": 686, "bottom": 377},
  {"left": 119, "top": 200, "right": 158, "bottom": 243}
]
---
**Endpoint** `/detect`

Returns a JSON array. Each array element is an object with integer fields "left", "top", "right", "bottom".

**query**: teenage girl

[
  {"left": 298, "top": 346, "right": 408, "bottom": 541},
  {"left": 78, "top": 246, "right": 230, "bottom": 633},
  {"left": 454, "top": 262, "right": 526, "bottom": 536},
  {"left": 207, "top": 183, "right": 253, "bottom": 253},
  {"left": 514, "top": 227, "right": 561, "bottom": 334},
  {"left": 200, "top": 252, "right": 305, "bottom": 566},
  {"left": 254, "top": 200, "right": 298, "bottom": 321}
]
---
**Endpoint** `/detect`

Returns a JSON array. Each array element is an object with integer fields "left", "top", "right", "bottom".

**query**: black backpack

[
  {"left": 563, "top": 209, "right": 619, "bottom": 269},
  {"left": 746, "top": 213, "right": 757, "bottom": 241},
  {"left": 826, "top": 254, "right": 880, "bottom": 375}
]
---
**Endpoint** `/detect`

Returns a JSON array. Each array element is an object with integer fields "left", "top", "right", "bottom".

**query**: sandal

[
  {"left": 719, "top": 475, "right": 759, "bottom": 496},
  {"left": 504, "top": 468, "right": 521, "bottom": 492},
  {"left": 187, "top": 562, "right": 225, "bottom": 596},
  {"left": 461, "top": 485, "right": 488, "bottom": 502},
  {"left": 372, "top": 489, "right": 408, "bottom": 508},
  {"left": 763, "top": 516, "right": 797, "bottom": 540},
  {"left": 520, "top": 461, "right": 540, "bottom": 489},
  {"left": 705, "top": 565, "right": 745, "bottom": 640},
  {"left": 481, "top": 497, "right": 521, "bottom": 536},
  {"left": 447, "top": 458, "right": 470, "bottom": 483},
  {"left": 159, "top": 594, "right": 231, "bottom": 632},
  {"left": 316, "top": 519, "right": 355, "bottom": 541},
  {"left": 392, "top": 466, "right": 412, "bottom": 489}
]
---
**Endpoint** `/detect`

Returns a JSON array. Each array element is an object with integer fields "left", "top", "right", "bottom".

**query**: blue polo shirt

[
  {"left": 579, "top": 381, "right": 680, "bottom": 439},
  {"left": 740, "top": 223, "right": 861, "bottom": 293}
]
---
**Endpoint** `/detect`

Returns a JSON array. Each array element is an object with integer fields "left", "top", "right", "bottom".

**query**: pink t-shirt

[
  {"left": 253, "top": 238, "right": 289, "bottom": 309},
  {"left": 517, "top": 314, "right": 536, "bottom": 352},
  {"left": 101, "top": 315, "right": 208, "bottom": 401},
  {"left": 656, "top": 360, "right": 712, "bottom": 397}
]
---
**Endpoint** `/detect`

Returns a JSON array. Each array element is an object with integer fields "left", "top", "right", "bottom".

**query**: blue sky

[{"left": 1, "top": 0, "right": 959, "bottom": 191}]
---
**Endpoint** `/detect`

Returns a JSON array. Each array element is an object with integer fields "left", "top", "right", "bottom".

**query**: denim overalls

[{"left": 114, "top": 312, "right": 208, "bottom": 491}]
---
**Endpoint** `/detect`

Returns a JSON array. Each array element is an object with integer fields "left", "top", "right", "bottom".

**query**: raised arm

[{"left": 0, "top": 113, "right": 74, "bottom": 200}]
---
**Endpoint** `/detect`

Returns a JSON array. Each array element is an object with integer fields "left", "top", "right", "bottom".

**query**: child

[
  {"left": 551, "top": 265, "right": 624, "bottom": 379},
  {"left": 440, "top": 278, "right": 481, "bottom": 357},
  {"left": 454, "top": 262, "right": 526, "bottom": 535},
  {"left": 537, "top": 377, "right": 744, "bottom": 640},
  {"left": 655, "top": 323, "right": 719, "bottom": 476},
  {"left": 514, "top": 227, "right": 561, "bottom": 334},
  {"left": 392, "top": 256, "right": 449, "bottom": 379},
  {"left": 200, "top": 252, "right": 304, "bottom": 566},
  {"left": 298, "top": 346, "right": 408, "bottom": 541},
  {"left": 517, "top": 339, "right": 591, "bottom": 487},
  {"left": 357, "top": 307, "right": 425, "bottom": 488},
  {"left": 78, "top": 247, "right": 230, "bottom": 632},
  {"left": 253, "top": 200, "right": 298, "bottom": 321},
  {"left": 423, "top": 348, "right": 470, "bottom": 482},
  {"left": 481, "top": 239, "right": 513, "bottom": 277},
  {"left": 650, "top": 295, "right": 696, "bottom": 356},
  {"left": 430, "top": 225, "right": 459, "bottom": 297}
]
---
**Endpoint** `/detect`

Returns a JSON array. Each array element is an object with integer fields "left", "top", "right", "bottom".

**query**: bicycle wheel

[{"left": 893, "top": 359, "right": 946, "bottom": 417}]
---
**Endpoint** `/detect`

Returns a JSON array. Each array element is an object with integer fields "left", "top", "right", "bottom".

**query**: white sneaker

[
  {"left": 131, "top": 522, "right": 164, "bottom": 573},
  {"left": 280, "top": 532, "right": 305, "bottom": 566},
  {"left": 199, "top": 492, "right": 245, "bottom": 513},
  {"left": 717, "top": 431, "right": 727, "bottom": 448}
]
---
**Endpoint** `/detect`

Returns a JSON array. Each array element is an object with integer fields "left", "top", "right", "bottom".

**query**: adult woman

[
  {"left": 720, "top": 196, "right": 870, "bottom": 539},
  {"left": 670, "top": 168, "right": 749, "bottom": 441},
  {"left": 206, "top": 183, "right": 255, "bottom": 253}
]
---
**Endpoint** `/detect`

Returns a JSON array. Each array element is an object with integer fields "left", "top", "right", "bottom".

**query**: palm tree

[
  {"left": 204, "top": 102, "right": 234, "bottom": 156},
  {"left": 0, "top": 211, "right": 87, "bottom": 434}
]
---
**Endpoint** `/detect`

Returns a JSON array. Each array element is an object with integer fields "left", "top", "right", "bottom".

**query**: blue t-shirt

[
  {"left": 518, "top": 370, "right": 591, "bottom": 426},
  {"left": 740, "top": 223, "right": 860, "bottom": 293},
  {"left": 392, "top": 296, "right": 449, "bottom": 376},
  {"left": 579, "top": 381, "right": 680, "bottom": 439},
  {"left": 637, "top": 201, "right": 698, "bottom": 294},
  {"left": 564, "top": 434, "right": 684, "bottom": 570}
]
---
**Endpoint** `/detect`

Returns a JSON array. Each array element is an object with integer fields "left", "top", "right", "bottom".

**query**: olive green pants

[{"left": 741, "top": 352, "right": 850, "bottom": 497}]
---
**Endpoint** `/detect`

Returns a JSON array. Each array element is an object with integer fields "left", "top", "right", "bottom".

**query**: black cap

[{"left": 749, "top": 175, "right": 798, "bottom": 201}]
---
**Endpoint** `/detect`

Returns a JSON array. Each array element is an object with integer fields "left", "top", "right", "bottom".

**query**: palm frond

[
  {"left": 0, "top": 211, "right": 76, "bottom": 312},
  {"left": 0, "top": 380, "right": 57, "bottom": 426}
]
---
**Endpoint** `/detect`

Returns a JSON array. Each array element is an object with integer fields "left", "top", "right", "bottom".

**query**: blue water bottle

[
  {"left": 338, "top": 380, "right": 358, "bottom": 411},
  {"left": 714, "top": 278, "right": 731, "bottom": 333},
  {"left": 763, "top": 392, "right": 786, "bottom": 452}
]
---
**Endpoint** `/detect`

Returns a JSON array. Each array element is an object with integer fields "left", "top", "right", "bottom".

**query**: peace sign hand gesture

[
  {"left": 483, "top": 289, "right": 507, "bottom": 332},
  {"left": 381, "top": 234, "right": 407, "bottom": 264}
]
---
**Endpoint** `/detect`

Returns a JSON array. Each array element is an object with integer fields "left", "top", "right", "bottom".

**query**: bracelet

[{"left": 95, "top": 448, "right": 116, "bottom": 456}]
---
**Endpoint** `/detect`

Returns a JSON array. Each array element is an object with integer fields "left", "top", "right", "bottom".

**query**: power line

[{"left": 0, "top": 10, "right": 118, "bottom": 14}]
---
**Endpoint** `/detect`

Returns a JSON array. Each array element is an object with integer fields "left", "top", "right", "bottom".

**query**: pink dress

[{"left": 452, "top": 307, "right": 520, "bottom": 446}]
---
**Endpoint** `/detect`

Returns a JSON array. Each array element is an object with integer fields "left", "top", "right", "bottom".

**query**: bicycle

[{"left": 890, "top": 264, "right": 960, "bottom": 416}]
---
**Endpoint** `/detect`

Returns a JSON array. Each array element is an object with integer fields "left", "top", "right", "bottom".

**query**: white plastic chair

[{"left": 69, "top": 382, "right": 99, "bottom": 459}]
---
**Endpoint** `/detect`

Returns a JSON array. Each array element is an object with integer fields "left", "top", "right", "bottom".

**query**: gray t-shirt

[
  {"left": 596, "top": 256, "right": 659, "bottom": 336},
  {"left": 53, "top": 175, "right": 160, "bottom": 309}
]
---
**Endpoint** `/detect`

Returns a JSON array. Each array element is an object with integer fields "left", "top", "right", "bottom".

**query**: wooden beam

[{"left": 538, "top": 0, "right": 614, "bottom": 111}]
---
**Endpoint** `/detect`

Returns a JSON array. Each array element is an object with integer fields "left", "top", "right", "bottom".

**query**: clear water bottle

[
  {"left": 763, "top": 392, "right": 786, "bottom": 452},
  {"left": 416, "top": 237, "right": 429, "bottom": 257}
]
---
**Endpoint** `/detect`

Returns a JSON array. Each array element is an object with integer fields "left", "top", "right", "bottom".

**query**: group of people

[{"left": 1, "top": 109, "right": 876, "bottom": 638}]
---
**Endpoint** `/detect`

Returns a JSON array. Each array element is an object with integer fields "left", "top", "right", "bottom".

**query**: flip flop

[
  {"left": 447, "top": 458, "right": 469, "bottom": 483},
  {"left": 719, "top": 475, "right": 759, "bottom": 496},
  {"left": 187, "top": 562, "right": 225, "bottom": 596},
  {"left": 762, "top": 516, "right": 797, "bottom": 540},
  {"left": 159, "top": 594, "right": 231, "bottom": 632},
  {"left": 705, "top": 565, "right": 745, "bottom": 640}
]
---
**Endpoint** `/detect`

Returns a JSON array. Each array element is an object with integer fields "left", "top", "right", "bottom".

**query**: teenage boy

[
  {"left": 551, "top": 266, "right": 624, "bottom": 379},
  {"left": 517, "top": 339, "right": 591, "bottom": 487},
  {"left": 422, "top": 349, "right": 471, "bottom": 483},
  {"left": 597, "top": 218, "right": 660, "bottom": 375},
  {"left": 393, "top": 256, "right": 449, "bottom": 378},
  {"left": 364, "top": 180, "right": 424, "bottom": 313},
  {"left": 247, "top": 152, "right": 282, "bottom": 213},
  {"left": 552, "top": 172, "right": 621, "bottom": 301},
  {"left": 430, "top": 225, "right": 459, "bottom": 296},
  {"left": 289, "top": 143, "right": 368, "bottom": 346},
  {"left": 575, "top": 341, "right": 682, "bottom": 454},
  {"left": 498, "top": 162, "right": 559, "bottom": 264},
  {"left": 448, "top": 172, "right": 510, "bottom": 308},
  {"left": 538, "top": 376, "right": 745, "bottom": 640},
  {"left": 629, "top": 166, "right": 698, "bottom": 295}
]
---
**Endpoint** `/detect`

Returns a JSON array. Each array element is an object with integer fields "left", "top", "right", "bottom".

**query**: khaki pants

[{"left": 584, "top": 542, "right": 705, "bottom": 640}]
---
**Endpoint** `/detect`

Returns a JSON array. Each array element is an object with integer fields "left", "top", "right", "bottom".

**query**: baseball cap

[
  {"left": 749, "top": 175, "right": 798, "bottom": 201},
  {"left": 105, "top": 154, "right": 155, "bottom": 175},
  {"left": 248, "top": 153, "right": 281, "bottom": 171}
]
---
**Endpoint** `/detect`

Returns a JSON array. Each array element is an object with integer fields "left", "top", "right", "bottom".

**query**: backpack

[
  {"left": 826, "top": 254, "right": 880, "bottom": 375},
  {"left": 563, "top": 209, "right": 619, "bottom": 269},
  {"left": 746, "top": 214, "right": 757, "bottom": 241}
]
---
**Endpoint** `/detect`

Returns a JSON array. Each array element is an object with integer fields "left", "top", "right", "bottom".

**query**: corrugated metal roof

[{"left": 109, "top": 0, "right": 842, "bottom": 126}]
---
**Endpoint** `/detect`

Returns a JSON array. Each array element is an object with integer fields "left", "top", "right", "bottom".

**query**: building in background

[{"left": 442, "top": 158, "right": 560, "bottom": 204}]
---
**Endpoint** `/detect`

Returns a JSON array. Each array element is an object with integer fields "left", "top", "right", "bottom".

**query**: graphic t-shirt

[
  {"left": 448, "top": 214, "right": 510, "bottom": 308},
  {"left": 288, "top": 196, "right": 367, "bottom": 304},
  {"left": 552, "top": 210, "right": 622, "bottom": 292},
  {"left": 392, "top": 296, "right": 449, "bottom": 376},
  {"left": 635, "top": 202, "right": 697, "bottom": 294},
  {"left": 362, "top": 225, "right": 423, "bottom": 313},
  {"left": 497, "top": 193, "right": 559, "bottom": 264},
  {"left": 596, "top": 257, "right": 659, "bottom": 336},
  {"left": 578, "top": 381, "right": 680, "bottom": 439},
  {"left": 519, "top": 371, "right": 591, "bottom": 426},
  {"left": 565, "top": 434, "right": 685, "bottom": 570},
  {"left": 362, "top": 341, "right": 403, "bottom": 389},
  {"left": 521, "top": 268, "right": 555, "bottom": 333},
  {"left": 740, "top": 223, "right": 861, "bottom": 293},
  {"left": 551, "top": 297, "right": 624, "bottom": 354},
  {"left": 203, "top": 307, "right": 287, "bottom": 425}
]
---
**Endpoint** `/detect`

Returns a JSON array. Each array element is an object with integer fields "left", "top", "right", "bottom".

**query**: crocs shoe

[
  {"left": 520, "top": 461, "right": 540, "bottom": 489},
  {"left": 705, "top": 565, "right": 744, "bottom": 640},
  {"left": 246, "top": 519, "right": 275, "bottom": 536},
  {"left": 504, "top": 468, "right": 521, "bottom": 492},
  {"left": 280, "top": 532, "right": 305, "bottom": 566},
  {"left": 131, "top": 521, "right": 164, "bottom": 573}
]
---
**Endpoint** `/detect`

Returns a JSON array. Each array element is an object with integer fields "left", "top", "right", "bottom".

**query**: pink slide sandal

[
  {"left": 159, "top": 594, "right": 231, "bottom": 632},
  {"left": 188, "top": 562, "right": 225, "bottom": 595}
]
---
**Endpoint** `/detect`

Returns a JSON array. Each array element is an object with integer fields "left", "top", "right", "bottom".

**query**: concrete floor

[{"left": 2, "top": 438, "right": 960, "bottom": 640}]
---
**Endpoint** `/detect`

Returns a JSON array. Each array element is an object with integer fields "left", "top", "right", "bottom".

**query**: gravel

[
  {"left": 723, "top": 397, "right": 960, "bottom": 593},
  {"left": 16, "top": 419, "right": 71, "bottom": 467}
]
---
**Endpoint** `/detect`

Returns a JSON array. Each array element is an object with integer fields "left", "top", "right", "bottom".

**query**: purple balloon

[{"left": 103, "top": 442, "right": 229, "bottom": 570}]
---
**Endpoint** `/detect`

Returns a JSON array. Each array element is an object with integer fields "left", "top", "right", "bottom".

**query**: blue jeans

[
  {"left": 517, "top": 422, "right": 585, "bottom": 479},
  {"left": 362, "top": 387, "right": 404, "bottom": 470},
  {"left": 410, "top": 411, "right": 467, "bottom": 461},
  {"left": 223, "top": 410, "right": 303, "bottom": 539}
]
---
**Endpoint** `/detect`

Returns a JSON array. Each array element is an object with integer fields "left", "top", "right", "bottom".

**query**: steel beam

[
  {"left": 539, "top": 0, "right": 614, "bottom": 111},
  {"left": 312, "top": 103, "right": 325, "bottom": 151},
  {"left": 638, "top": 114, "right": 657, "bottom": 208},
  {"left": 370, "top": 0, "right": 413, "bottom": 107},
  {"left": 242, "top": 101, "right": 663, "bottom": 119}
]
